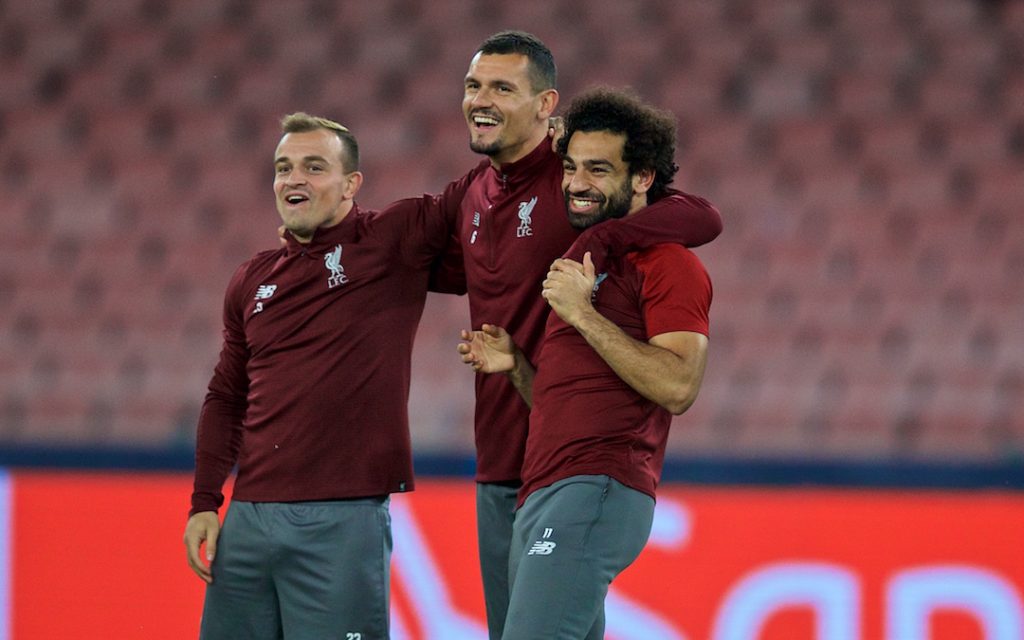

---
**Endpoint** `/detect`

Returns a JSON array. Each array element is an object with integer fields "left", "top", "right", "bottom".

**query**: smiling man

[
  {"left": 561, "top": 129, "right": 641, "bottom": 229},
  {"left": 439, "top": 32, "right": 723, "bottom": 640},
  {"left": 273, "top": 122, "right": 362, "bottom": 240},
  {"left": 183, "top": 113, "right": 483, "bottom": 640},
  {"left": 458, "top": 88, "right": 713, "bottom": 639}
]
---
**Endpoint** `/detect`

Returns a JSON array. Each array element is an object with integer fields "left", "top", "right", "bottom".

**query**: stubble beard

[
  {"left": 469, "top": 136, "right": 504, "bottom": 158},
  {"left": 565, "top": 179, "right": 633, "bottom": 230},
  {"left": 282, "top": 219, "right": 314, "bottom": 242}
]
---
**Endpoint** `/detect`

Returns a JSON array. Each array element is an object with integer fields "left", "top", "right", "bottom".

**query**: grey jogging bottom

[
  {"left": 476, "top": 481, "right": 521, "bottom": 639},
  {"left": 502, "top": 475, "right": 655, "bottom": 640},
  {"left": 199, "top": 498, "right": 392, "bottom": 640}
]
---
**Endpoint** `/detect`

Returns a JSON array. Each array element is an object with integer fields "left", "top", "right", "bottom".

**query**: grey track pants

[
  {"left": 199, "top": 498, "right": 392, "bottom": 640},
  {"left": 503, "top": 475, "right": 655, "bottom": 640}
]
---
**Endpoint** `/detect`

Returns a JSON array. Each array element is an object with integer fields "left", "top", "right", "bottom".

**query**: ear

[
  {"left": 343, "top": 171, "right": 364, "bottom": 200},
  {"left": 632, "top": 168, "right": 655, "bottom": 195},
  {"left": 537, "top": 89, "right": 559, "bottom": 122}
]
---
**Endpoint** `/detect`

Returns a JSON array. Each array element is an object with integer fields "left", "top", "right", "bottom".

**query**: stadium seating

[{"left": 0, "top": 0, "right": 1021, "bottom": 465}]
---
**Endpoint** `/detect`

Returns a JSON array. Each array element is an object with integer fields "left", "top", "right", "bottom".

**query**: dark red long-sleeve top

[{"left": 190, "top": 174, "right": 479, "bottom": 516}]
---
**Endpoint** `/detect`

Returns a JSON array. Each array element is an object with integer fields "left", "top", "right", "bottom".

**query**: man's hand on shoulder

[{"left": 548, "top": 116, "right": 564, "bottom": 151}]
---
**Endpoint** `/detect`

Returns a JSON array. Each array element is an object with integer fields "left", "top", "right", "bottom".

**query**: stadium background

[{"left": 0, "top": 0, "right": 1022, "bottom": 638}]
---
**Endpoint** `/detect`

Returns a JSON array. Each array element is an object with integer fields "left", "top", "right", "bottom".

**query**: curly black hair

[{"left": 556, "top": 88, "right": 678, "bottom": 201}]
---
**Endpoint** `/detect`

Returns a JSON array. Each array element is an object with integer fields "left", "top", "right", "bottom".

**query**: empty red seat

[{"left": 0, "top": 0, "right": 1021, "bottom": 461}]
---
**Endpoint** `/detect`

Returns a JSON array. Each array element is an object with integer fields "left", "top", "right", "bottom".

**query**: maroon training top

[
  {"left": 522, "top": 243, "right": 712, "bottom": 506},
  {"left": 190, "top": 176, "right": 478, "bottom": 516},
  {"left": 457, "top": 140, "right": 577, "bottom": 483}
]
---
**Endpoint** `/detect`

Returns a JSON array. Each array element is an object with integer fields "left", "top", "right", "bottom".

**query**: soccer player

[
  {"left": 443, "top": 32, "right": 722, "bottom": 639},
  {"left": 182, "top": 113, "right": 483, "bottom": 640},
  {"left": 458, "top": 88, "right": 713, "bottom": 639}
]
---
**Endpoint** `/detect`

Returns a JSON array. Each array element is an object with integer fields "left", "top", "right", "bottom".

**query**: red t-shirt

[
  {"left": 439, "top": 139, "right": 723, "bottom": 484},
  {"left": 521, "top": 244, "right": 712, "bottom": 505}
]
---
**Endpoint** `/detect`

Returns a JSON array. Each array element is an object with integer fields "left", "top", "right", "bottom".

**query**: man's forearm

[
  {"left": 505, "top": 348, "right": 536, "bottom": 407},
  {"left": 570, "top": 309, "right": 702, "bottom": 415}
]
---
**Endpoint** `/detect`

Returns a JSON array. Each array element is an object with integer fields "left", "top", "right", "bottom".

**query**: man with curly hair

[
  {"left": 458, "top": 88, "right": 712, "bottom": 639},
  {"left": 446, "top": 33, "right": 721, "bottom": 638}
]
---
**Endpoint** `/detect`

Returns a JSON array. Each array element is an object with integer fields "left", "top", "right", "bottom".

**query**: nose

[
  {"left": 565, "top": 171, "right": 590, "bottom": 194},
  {"left": 469, "top": 87, "right": 492, "bottom": 108},
  {"left": 282, "top": 169, "right": 306, "bottom": 186}
]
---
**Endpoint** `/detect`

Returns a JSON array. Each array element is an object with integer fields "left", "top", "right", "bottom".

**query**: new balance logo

[
  {"left": 470, "top": 211, "right": 481, "bottom": 245},
  {"left": 255, "top": 284, "right": 277, "bottom": 300},
  {"left": 527, "top": 527, "right": 556, "bottom": 555}
]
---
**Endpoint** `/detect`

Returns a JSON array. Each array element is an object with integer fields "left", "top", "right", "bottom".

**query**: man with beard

[
  {"left": 457, "top": 88, "right": 712, "bottom": 639},
  {"left": 268, "top": 32, "right": 719, "bottom": 638},
  {"left": 441, "top": 32, "right": 722, "bottom": 639}
]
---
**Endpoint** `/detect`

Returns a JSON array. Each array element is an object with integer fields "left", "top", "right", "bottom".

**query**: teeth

[
  {"left": 473, "top": 115, "right": 499, "bottom": 126},
  {"left": 572, "top": 198, "right": 595, "bottom": 208},
  {"left": 286, "top": 195, "right": 307, "bottom": 204}
]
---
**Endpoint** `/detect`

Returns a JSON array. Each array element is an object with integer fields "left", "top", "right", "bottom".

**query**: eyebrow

[
  {"left": 465, "top": 73, "right": 519, "bottom": 89},
  {"left": 274, "top": 154, "right": 330, "bottom": 165},
  {"left": 579, "top": 158, "right": 616, "bottom": 170}
]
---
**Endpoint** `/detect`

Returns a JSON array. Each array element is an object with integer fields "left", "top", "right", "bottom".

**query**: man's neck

[
  {"left": 290, "top": 202, "right": 355, "bottom": 244},
  {"left": 626, "top": 195, "right": 651, "bottom": 216},
  {"left": 487, "top": 128, "right": 549, "bottom": 168}
]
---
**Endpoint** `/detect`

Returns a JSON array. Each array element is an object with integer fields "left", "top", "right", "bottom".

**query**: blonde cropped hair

[{"left": 280, "top": 112, "right": 360, "bottom": 171}]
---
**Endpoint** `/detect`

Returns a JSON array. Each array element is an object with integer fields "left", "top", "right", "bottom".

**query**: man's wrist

[
  {"left": 504, "top": 347, "right": 524, "bottom": 377},
  {"left": 565, "top": 304, "right": 599, "bottom": 331}
]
